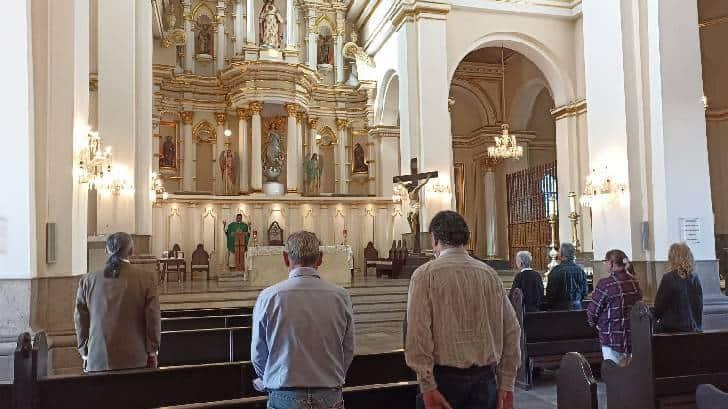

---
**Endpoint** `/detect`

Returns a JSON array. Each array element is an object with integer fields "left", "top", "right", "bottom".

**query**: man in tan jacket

[{"left": 74, "top": 232, "right": 161, "bottom": 372}]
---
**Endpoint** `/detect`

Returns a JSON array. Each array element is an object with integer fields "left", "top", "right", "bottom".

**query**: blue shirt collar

[{"left": 288, "top": 266, "right": 321, "bottom": 279}]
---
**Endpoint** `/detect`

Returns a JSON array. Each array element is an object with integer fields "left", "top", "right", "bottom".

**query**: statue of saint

[
  {"left": 260, "top": 0, "right": 282, "bottom": 49},
  {"left": 318, "top": 34, "right": 333, "bottom": 65},
  {"left": 263, "top": 131, "right": 285, "bottom": 182},
  {"left": 197, "top": 21, "right": 212, "bottom": 55},
  {"left": 353, "top": 143, "right": 368, "bottom": 173},
  {"left": 305, "top": 153, "right": 323, "bottom": 194},
  {"left": 160, "top": 135, "right": 176, "bottom": 168},
  {"left": 224, "top": 214, "right": 250, "bottom": 271},
  {"left": 218, "top": 142, "right": 237, "bottom": 195}
]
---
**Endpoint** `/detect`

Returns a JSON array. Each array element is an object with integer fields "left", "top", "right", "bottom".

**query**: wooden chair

[
  {"left": 164, "top": 244, "right": 187, "bottom": 283},
  {"left": 363, "top": 242, "right": 379, "bottom": 277},
  {"left": 190, "top": 244, "right": 210, "bottom": 281}
]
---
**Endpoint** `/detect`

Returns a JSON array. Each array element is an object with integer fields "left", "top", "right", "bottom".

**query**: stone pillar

[
  {"left": 483, "top": 160, "right": 497, "bottom": 258},
  {"left": 374, "top": 127, "right": 400, "bottom": 196},
  {"left": 307, "top": 8, "right": 317, "bottom": 69},
  {"left": 335, "top": 9, "right": 345, "bottom": 83},
  {"left": 216, "top": 0, "right": 226, "bottom": 71},
  {"left": 181, "top": 111, "right": 195, "bottom": 191},
  {"left": 135, "top": 0, "right": 153, "bottom": 236},
  {"left": 246, "top": 0, "right": 256, "bottom": 46},
  {"left": 319, "top": 205, "right": 332, "bottom": 244},
  {"left": 237, "top": 108, "right": 250, "bottom": 193},
  {"left": 296, "top": 112, "right": 306, "bottom": 192},
  {"left": 395, "top": 3, "right": 453, "bottom": 226},
  {"left": 234, "top": 0, "right": 245, "bottom": 54},
  {"left": 368, "top": 137, "right": 378, "bottom": 196},
  {"left": 336, "top": 119, "right": 349, "bottom": 194},
  {"left": 286, "top": 0, "right": 295, "bottom": 49},
  {"left": 553, "top": 112, "right": 580, "bottom": 247},
  {"left": 285, "top": 104, "right": 299, "bottom": 193},
  {"left": 183, "top": 0, "right": 195, "bottom": 73},
  {"left": 250, "top": 102, "right": 263, "bottom": 192},
  {"left": 214, "top": 112, "right": 227, "bottom": 194},
  {"left": 308, "top": 117, "right": 320, "bottom": 156}
]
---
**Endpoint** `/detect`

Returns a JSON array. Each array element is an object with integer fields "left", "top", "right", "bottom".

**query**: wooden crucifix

[{"left": 393, "top": 158, "right": 438, "bottom": 254}]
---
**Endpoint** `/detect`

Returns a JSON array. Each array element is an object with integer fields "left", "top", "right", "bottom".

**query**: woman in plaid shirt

[{"left": 587, "top": 249, "right": 643, "bottom": 367}]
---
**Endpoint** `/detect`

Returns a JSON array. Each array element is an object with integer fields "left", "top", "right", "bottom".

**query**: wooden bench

[
  {"left": 510, "top": 289, "right": 601, "bottom": 390},
  {"left": 12, "top": 332, "right": 413, "bottom": 409},
  {"left": 161, "top": 314, "right": 252, "bottom": 331},
  {"left": 159, "top": 326, "right": 252, "bottom": 366},
  {"left": 556, "top": 352, "right": 598, "bottom": 409},
  {"left": 155, "top": 381, "right": 419, "bottom": 409},
  {"left": 162, "top": 307, "right": 253, "bottom": 319},
  {"left": 602, "top": 302, "right": 728, "bottom": 409}
]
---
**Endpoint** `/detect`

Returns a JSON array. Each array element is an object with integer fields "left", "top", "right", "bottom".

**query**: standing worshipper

[
  {"left": 654, "top": 242, "right": 703, "bottom": 332},
  {"left": 587, "top": 249, "right": 642, "bottom": 366},
  {"left": 251, "top": 231, "right": 355, "bottom": 409},
  {"left": 544, "top": 242, "right": 589, "bottom": 310},
  {"left": 224, "top": 214, "right": 250, "bottom": 271},
  {"left": 406, "top": 211, "right": 521, "bottom": 409},
  {"left": 74, "top": 232, "right": 161, "bottom": 372},
  {"left": 510, "top": 250, "right": 544, "bottom": 312}
]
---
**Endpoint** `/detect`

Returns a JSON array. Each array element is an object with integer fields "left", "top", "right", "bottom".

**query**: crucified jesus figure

[{"left": 393, "top": 158, "right": 438, "bottom": 254}]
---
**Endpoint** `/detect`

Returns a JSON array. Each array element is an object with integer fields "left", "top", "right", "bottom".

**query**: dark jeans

[
  {"left": 268, "top": 388, "right": 344, "bottom": 409},
  {"left": 416, "top": 365, "right": 497, "bottom": 409}
]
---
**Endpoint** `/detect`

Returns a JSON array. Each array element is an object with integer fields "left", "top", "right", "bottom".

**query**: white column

[
  {"left": 483, "top": 164, "right": 497, "bottom": 258},
  {"left": 152, "top": 117, "right": 161, "bottom": 174},
  {"left": 285, "top": 104, "right": 299, "bottom": 193},
  {"left": 250, "top": 102, "right": 263, "bottom": 192},
  {"left": 181, "top": 111, "right": 195, "bottom": 191},
  {"left": 334, "top": 9, "right": 345, "bottom": 83},
  {"left": 246, "top": 0, "right": 256, "bottom": 46},
  {"left": 286, "top": 0, "right": 295, "bottom": 49},
  {"left": 296, "top": 112, "right": 306, "bottom": 192},
  {"left": 377, "top": 128, "right": 400, "bottom": 196},
  {"left": 235, "top": 0, "right": 245, "bottom": 54},
  {"left": 97, "top": 0, "right": 136, "bottom": 234},
  {"left": 396, "top": 4, "right": 453, "bottom": 226},
  {"left": 135, "top": 0, "right": 153, "bottom": 236},
  {"left": 319, "top": 205, "right": 332, "bottom": 244},
  {"left": 183, "top": 0, "right": 195, "bottom": 73},
  {"left": 554, "top": 113, "right": 580, "bottom": 247},
  {"left": 336, "top": 119, "right": 349, "bottom": 194},
  {"left": 214, "top": 112, "right": 227, "bottom": 194},
  {"left": 216, "top": 0, "right": 226, "bottom": 71},
  {"left": 375, "top": 207, "right": 389, "bottom": 254},
  {"left": 369, "top": 137, "right": 379, "bottom": 195},
  {"left": 237, "top": 108, "right": 250, "bottom": 193},
  {"left": 307, "top": 8, "right": 317, "bottom": 69}
]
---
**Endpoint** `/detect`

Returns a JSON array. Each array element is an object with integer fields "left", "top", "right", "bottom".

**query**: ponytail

[
  {"left": 605, "top": 249, "right": 636, "bottom": 279},
  {"left": 103, "top": 232, "right": 133, "bottom": 278}
]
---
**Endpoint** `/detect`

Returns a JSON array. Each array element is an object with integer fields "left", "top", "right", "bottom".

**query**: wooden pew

[
  {"left": 602, "top": 302, "right": 728, "bottom": 409},
  {"left": 162, "top": 307, "right": 253, "bottom": 319},
  {"left": 159, "top": 326, "right": 252, "bottom": 366},
  {"left": 13, "top": 332, "right": 413, "bottom": 409},
  {"left": 155, "top": 381, "right": 419, "bottom": 409},
  {"left": 161, "top": 314, "right": 252, "bottom": 331},
  {"left": 510, "top": 290, "right": 601, "bottom": 390},
  {"left": 557, "top": 352, "right": 598, "bottom": 409}
]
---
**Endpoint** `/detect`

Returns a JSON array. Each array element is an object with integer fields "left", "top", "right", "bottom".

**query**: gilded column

[
  {"left": 237, "top": 108, "right": 250, "bottom": 193},
  {"left": 216, "top": 1, "right": 226, "bottom": 71},
  {"left": 483, "top": 158, "right": 498, "bottom": 258},
  {"left": 296, "top": 112, "right": 306, "bottom": 192},
  {"left": 336, "top": 119, "right": 349, "bottom": 194},
  {"left": 183, "top": 0, "right": 195, "bottom": 73},
  {"left": 307, "top": 8, "right": 317, "bottom": 69},
  {"left": 181, "top": 111, "right": 195, "bottom": 191},
  {"left": 250, "top": 101, "right": 263, "bottom": 192},
  {"left": 214, "top": 112, "right": 227, "bottom": 194},
  {"left": 335, "top": 9, "right": 345, "bottom": 83},
  {"left": 285, "top": 104, "right": 299, "bottom": 193}
]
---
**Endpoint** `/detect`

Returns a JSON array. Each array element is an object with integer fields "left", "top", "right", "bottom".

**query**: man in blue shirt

[{"left": 251, "top": 231, "right": 355, "bottom": 409}]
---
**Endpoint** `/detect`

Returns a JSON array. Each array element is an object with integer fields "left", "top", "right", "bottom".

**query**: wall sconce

[
  {"left": 100, "top": 166, "right": 133, "bottom": 197},
  {"left": 224, "top": 129, "right": 232, "bottom": 138},
  {"left": 78, "top": 130, "right": 112, "bottom": 190},
  {"left": 580, "top": 167, "right": 626, "bottom": 207},
  {"left": 150, "top": 172, "right": 169, "bottom": 202}
]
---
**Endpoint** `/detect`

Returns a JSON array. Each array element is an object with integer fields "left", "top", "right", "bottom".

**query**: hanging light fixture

[
  {"left": 78, "top": 130, "right": 113, "bottom": 190},
  {"left": 487, "top": 45, "right": 523, "bottom": 160}
]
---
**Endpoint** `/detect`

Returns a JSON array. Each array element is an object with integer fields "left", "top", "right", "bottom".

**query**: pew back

[
  {"left": 162, "top": 307, "right": 253, "bottom": 318},
  {"left": 159, "top": 326, "right": 252, "bottom": 366},
  {"left": 162, "top": 315, "right": 252, "bottom": 331}
]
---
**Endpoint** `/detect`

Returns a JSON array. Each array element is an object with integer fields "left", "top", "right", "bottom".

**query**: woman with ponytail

[
  {"left": 654, "top": 242, "right": 703, "bottom": 332},
  {"left": 74, "top": 232, "right": 161, "bottom": 372},
  {"left": 586, "top": 249, "right": 642, "bottom": 366}
]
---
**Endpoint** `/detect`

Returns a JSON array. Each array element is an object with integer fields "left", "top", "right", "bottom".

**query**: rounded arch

[
  {"left": 449, "top": 78, "right": 498, "bottom": 125},
  {"left": 377, "top": 69, "right": 400, "bottom": 126},
  {"left": 509, "top": 78, "right": 550, "bottom": 130},
  {"left": 449, "top": 32, "right": 574, "bottom": 106}
]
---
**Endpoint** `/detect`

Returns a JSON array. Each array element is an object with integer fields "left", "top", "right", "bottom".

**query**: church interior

[{"left": 2, "top": 0, "right": 728, "bottom": 407}]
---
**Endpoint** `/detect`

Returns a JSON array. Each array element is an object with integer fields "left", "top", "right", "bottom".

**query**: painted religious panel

[{"left": 158, "top": 121, "right": 180, "bottom": 175}]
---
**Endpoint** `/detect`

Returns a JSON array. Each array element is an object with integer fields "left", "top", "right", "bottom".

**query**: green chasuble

[{"left": 225, "top": 222, "right": 250, "bottom": 253}]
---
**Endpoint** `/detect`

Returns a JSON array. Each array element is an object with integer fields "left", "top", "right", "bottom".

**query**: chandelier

[
  {"left": 78, "top": 130, "right": 112, "bottom": 190},
  {"left": 580, "top": 167, "right": 626, "bottom": 207},
  {"left": 487, "top": 45, "right": 523, "bottom": 160}
]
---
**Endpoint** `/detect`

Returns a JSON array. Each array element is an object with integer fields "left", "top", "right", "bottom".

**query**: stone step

[
  {"left": 354, "top": 301, "right": 406, "bottom": 314},
  {"left": 352, "top": 295, "right": 408, "bottom": 305},
  {"left": 354, "top": 311, "right": 406, "bottom": 324}
]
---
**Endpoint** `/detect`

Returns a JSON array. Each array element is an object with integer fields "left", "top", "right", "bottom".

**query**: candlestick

[
  {"left": 546, "top": 209, "right": 560, "bottom": 276},
  {"left": 568, "top": 191, "right": 577, "bottom": 214},
  {"left": 548, "top": 194, "right": 558, "bottom": 217}
]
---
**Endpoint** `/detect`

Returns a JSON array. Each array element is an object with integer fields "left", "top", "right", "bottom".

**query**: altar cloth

[{"left": 245, "top": 245, "right": 353, "bottom": 285}]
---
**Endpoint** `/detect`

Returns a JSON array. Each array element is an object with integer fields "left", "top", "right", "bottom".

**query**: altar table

[{"left": 245, "top": 245, "right": 353, "bottom": 286}]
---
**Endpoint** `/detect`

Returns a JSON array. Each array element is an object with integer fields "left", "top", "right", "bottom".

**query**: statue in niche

[
  {"left": 163, "top": 0, "right": 179, "bottom": 29},
  {"left": 263, "top": 131, "right": 285, "bottom": 182},
  {"left": 160, "top": 135, "right": 176, "bottom": 169},
  {"left": 260, "top": 0, "right": 283, "bottom": 49},
  {"left": 305, "top": 153, "right": 323, "bottom": 194},
  {"left": 318, "top": 33, "right": 333, "bottom": 65},
  {"left": 196, "top": 16, "right": 213, "bottom": 55},
  {"left": 353, "top": 143, "right": 368, "bottom": 174},
  {"left": 218, "top": 142, "right": 237, "bottom": 195}
]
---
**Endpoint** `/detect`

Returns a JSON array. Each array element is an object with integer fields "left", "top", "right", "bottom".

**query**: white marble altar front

[{"left": 246, "top": 245, "right": 353, "bottom": 285}]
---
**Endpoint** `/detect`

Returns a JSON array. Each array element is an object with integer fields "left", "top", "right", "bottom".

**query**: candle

[
  {"left": 548, "top": 195, "right": 557, "bottom": 217},
  {"left": 569, "top": 192, "right": 577, "bottom": 214}
]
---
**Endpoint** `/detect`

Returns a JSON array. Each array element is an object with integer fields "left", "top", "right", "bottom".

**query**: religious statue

[
  {"left": 224, "top": 214, "right": 250, "bottom": 271},
  {"left": 196, "top": 20, "right": 212, "bottom": 55},
  {"left": 259, "top": 0, "right": 283, "bottom": 49},
  {"left": 163, "top": 0, "right": 179, "bottom": 29},
  {"left": 160, "top": 135, "right": 176, "bottom": 169},
  {"left": 317, "top": 33, "right": 333, "bottom": 65},
  {"left": 353, "top": 143, "right": 368, "bottom": 173},
  {"left": 218, "top": 142, "right": 237, "bottom": 195},
  {"left": 393, "top": 158, "right": 438, "bottom": 253},
  {"left": 305, "top": 153, "right": 323, "bottom": 194},
  {"left": 263, "top": 131, "right": 285, "bottom": 182}
]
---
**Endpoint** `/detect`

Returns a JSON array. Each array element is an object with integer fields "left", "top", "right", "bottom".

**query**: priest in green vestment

[{"left": 224, "top": 214, "right": 250, "bottom": 270}]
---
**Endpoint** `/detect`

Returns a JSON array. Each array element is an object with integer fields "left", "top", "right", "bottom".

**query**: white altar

[{"left": 246, "top": 245, "right": 353, "bottom": 286}]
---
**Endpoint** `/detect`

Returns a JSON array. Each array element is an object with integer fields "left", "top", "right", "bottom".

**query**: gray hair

[
  {"left": 516, "top": 251, "right": 533, "bottom": 269},
  {"left": 560, "top": 242, "right": 576, "bottom": 261},
  {"left": 284, "top": 231, "right": 321, "bottom": 266}
]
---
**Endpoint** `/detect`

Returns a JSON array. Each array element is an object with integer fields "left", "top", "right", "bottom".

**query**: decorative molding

[
  {"left": 236, "top": 108, "right": 249, "bottom": 120},
  {"left": 296, "top": 112, "right": 306, "bottom": 123},
  {"left": 392, "top": 1, "right": 451, "bottom": 30},
  {"left": 700, "top": 15, "right": 728, "bottom": 30},
  {"left": 249, "top": 101, "right": 263, "bottom": 114},
  {"left": 192, "top": 120, "right": 217, "bottom": 143},
  {"left": 308, "top": 117, "right": 319, "bottom": 129},
  {"left": 707, "top": 108, "right": 728, "bottom": 122},
  {"left": 285, "top": 103, "right": 299, "bottom": 116},
  {"left": 214, "top": 112, "right": 227, "bottom": 125},
  {"left": 180, "top": 111, "right": 194, "bottom": 124},
  {"left": 453, "top": 62, "right": 503, "bottom": 80},
  {"left": 551, "top": 99, "right": 587, "bottom": 120},
  {"left": 336, "top": 118, "right": 349, "bottom": 130}
]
